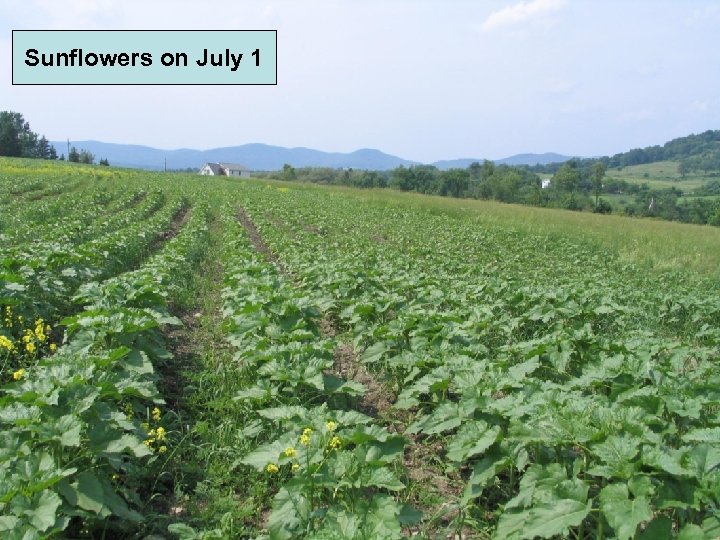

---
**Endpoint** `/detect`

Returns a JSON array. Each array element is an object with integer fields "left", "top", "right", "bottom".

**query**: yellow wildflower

[
  {"left": 291, "top": 463, "right": 300, "bottom": 472},
  {"left": 22, "top": 332, "right": 32, "bottom": 343},
  {"left": 266, "top": 463, "right": 279, "bottom": 474},
  {"left": 158, "top": 445, "right": 168, "bottom": 454},
  {"left": 328, "top": 436, "right": 342, "bottom": 450},
  {"left": 34, "top": 319, "right": 44, "bottom": 339},
  {"left": 25, "top": 342, "right": 36, "bottom": 354},
  {"left": 299, "top": 428, "right": 312, "bottom": 446},
  {"left": 49, "top": 343, "right": 57, "bottom": 352},
  {"left": 144, "top": 439, "right": 154, "bottom": 448},
  {"left": 325, "top": 420, "right": 338, "bottom": 432},
  {"left": 151, "top": 407, "right": 161, "bottom": 421},
  {"left": 12, "top": 368, "right": 25, "bottom": 380},
  {"left": 155, "top": 427, "right": 166, "bottom": 441},
  {"left": 45, "top": 324, "right": 51, "bottom": 334},
  {"left": 141, "top": 422, "right": 150, "bottom": 431},
  {"left": 284, "top": 446, "right": 297, "bottom": 458},
  {"left": 0, "top": 335, "right": 14, "bottom": 351}
]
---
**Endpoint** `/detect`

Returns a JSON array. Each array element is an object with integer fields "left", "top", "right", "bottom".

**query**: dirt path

[{"left": 237, "top": 206, "right": 291, "bottom": 277}]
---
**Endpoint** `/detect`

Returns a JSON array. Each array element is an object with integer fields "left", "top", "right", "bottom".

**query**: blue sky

[{"left": 1, "top": 0, "right": 719, "bottom": 162}]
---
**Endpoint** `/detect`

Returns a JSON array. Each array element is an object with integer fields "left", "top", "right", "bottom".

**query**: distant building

[
  {"left": 199, "top": 162, "right": 251, "bottom": 178},
  {"left": 541, "top": 178, "right": 551, "bottom": 189}
]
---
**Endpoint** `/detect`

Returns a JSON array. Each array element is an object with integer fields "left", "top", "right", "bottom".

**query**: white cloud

[{"left": 482, "top": 0, "right": 566, "bottom": 31}]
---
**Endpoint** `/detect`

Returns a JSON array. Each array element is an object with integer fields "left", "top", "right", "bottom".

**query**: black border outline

[{"left": 11, "top": 29, "right": 277, "bottom": 86}]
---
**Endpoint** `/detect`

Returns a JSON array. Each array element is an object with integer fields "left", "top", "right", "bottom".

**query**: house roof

[
  {"left": 218, "top": 162, "right": 250, "bottom": 171},
  {"left": 202, "top": 163, "right": 223, "bottom": 174}
]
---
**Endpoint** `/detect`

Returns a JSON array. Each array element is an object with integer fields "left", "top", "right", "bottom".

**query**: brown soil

[
  {"left": 333, "top": 342, "right": 394, "bottom": 418},
  {"left": 149, "top": 204, "right": 192, "bottom": 253},
  {"left": 127, "top": 190, "right": 149, "bottom": 208},
  {"left": 237, "top": 206, "right": 291, "bottom": 277}
]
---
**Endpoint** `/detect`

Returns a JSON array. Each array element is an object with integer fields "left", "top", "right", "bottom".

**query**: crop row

[
  {"left": 1, "top": 193, "right": 187, "bottom": 377},
  {"left": 208, "top": 206, "right": 419, "bottom": 539},
  {"left": 0, "top": 186, "right": 153, "bottom": 249},
  {"left": 0, "top": 200, "right": 210, "bottom": 539},
  {"left": 232, "top": 183, "right": 720, "bottom": 539}
]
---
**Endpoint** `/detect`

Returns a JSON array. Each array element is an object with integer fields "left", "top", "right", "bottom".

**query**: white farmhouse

[
  {"left": 199, "top": 162, "right": 251, "bottom": 178},
  {"left": 541, "top": 178, "right": 552, "bottom": 189}
]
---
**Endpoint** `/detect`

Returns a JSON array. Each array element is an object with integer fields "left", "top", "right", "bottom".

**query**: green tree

[
  {"left": 79, "top": 150, "right": 94, "bottom": 164},
  {"left": 0, "top": 112, "right": 22, "bottom": 156},
  {"left": 390, "top": 166, "right": 415, "bottom": 191},
  {"left": 280, "top": 163, "right": 296, "bottom": 181},
  {"left": 439, "top": 169, "right": 469, "bottom": 198},
  {"left": 99, "top": 158, "right": 109, "bottom": 166},
  {"left": 678, "top": 160, "right": 689, "bottom": 178},
  {"left": 591, "top": 162, "right": 607, "bottom": 207},
  {"left": 553, "top": 163, "right": 580, "bottom": 193},
  {"left": 68, "top": 146, "right": 80, "bottom": 163}
]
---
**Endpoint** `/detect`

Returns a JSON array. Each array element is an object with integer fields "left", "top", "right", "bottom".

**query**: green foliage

[
  {"left": 2, "top": 158, "right": 720, "bottom": 539},
  {"left": 0, "top": 111, "right": 56, "bottom": 159}
]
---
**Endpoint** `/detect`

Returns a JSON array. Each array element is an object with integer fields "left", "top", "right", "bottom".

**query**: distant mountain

[
  {"left": 495, "top": 152, "right": 575, "bottom": 166},
  {"left": 51, "top": 141, "right": 417, "bottom": 171},
  {"left": 432, "top": 153, "right": 574, "bottom": 170}
]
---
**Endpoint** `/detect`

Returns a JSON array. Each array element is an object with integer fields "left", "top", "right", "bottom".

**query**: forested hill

[
  {"left": 606, "top": 129, "right": 720, "bottom": 168},
  {"left": 532, "top": 129, "right": 720, "bottom": 174}
]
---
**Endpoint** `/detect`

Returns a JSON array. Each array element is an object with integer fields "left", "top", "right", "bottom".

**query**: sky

[{"left": 1, "top": 0, "right": 719, "bottom": 163}]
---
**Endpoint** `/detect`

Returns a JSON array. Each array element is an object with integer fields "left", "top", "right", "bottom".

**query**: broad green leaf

[
  {"left": 445, "top": 420, "right": 501, "bottom": 463},
  {"left": 58, "top": 472, "right": 141, "bottom": 521},
  {"left": 701, "top": 514, "right": 720, "bottom": 539},
  {"left": 29, "top": 490, "right": 62, "bottom": 532},
  {"left": 0, "top": 516, "right": 18, "bottom": 532},
  {"left": 240, "top": 434, "right": 295, "bottom": 472},
  {"left": 167, "top": 523, "right": 200, "bottom": 539},
  {"left": 58, "top": 415, "right": 82, "bottom": 447},
  {"left": 599, "top": 483, "right": 652, "bottom": 540},
  {"left": 406, "top": 402, "right": 462, "bottom": 435},
  {"left": 588, "top": 434, "right": 641, "bottom": 479},
  {"left": 398, "top": 504, "right": 423, "bottom": 526},
  {"left": 268, "top": 484, "right": 310, "bottom": 540},
  {"left": 362, "top": 467, "right": 405, "bottom": 491},
  {"left": 505, "top": 464, "right": 568, "bottom": 510},
  {"left": 520, "top": 499, "right": 591, "bottom": 539},
  {"left": 257, "top": 405, "right": 309, "bottom": 421},
  {"left": 364, "top": 494, "right": 403, "bottom": 539},
  {"left": 677, "top": 524, "right": 705, "bottom": 540},
  {"left": 361, "top": 342, "right": 387, "bottom": 364},
  {"left": 98, "top": 434, "right": 152, "bottom": 457},
  {"left": 638, "top": 516, "right": 673, "bottom": 540},
  {"left": 682, "top": 427, "right": 720, "bottom": 443},
  {"left": 494, "top": 499, "right": 590, "bottom": 540},
  {"left": 461, "top": 453, "right": 509, "bottom": 504}
]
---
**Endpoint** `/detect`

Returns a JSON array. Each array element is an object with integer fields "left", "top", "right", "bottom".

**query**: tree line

[
  {"left": 0, "top": 111, "right": 108, "bottom": 166},
  {"left": 262, "top": 159, "right": 720, "bottom": 227}
]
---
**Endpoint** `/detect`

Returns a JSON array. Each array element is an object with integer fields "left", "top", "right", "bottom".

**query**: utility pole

[
  {"left": 164, "top": 157, "right": 167, "bottom": 172},
  {"left": 67, "top": 139, "right": 70, "bottom": 156}
]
